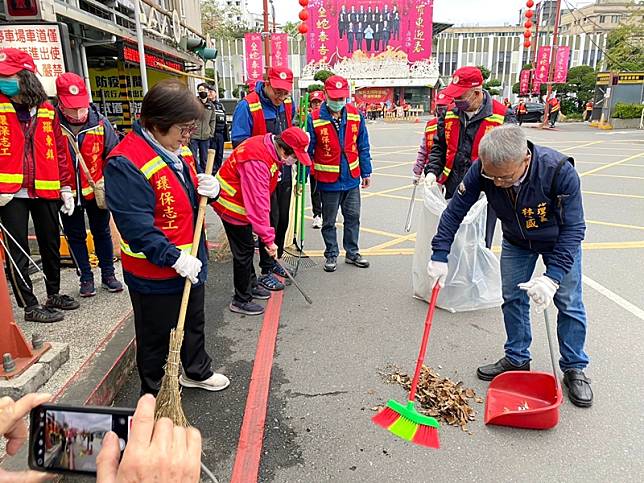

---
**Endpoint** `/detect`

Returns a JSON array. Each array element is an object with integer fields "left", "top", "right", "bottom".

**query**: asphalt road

[{"left": 112, "top": 120, "right": 643, "bottom": 483}]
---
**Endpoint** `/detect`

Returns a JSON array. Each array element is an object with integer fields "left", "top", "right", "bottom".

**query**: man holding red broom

[{"left": 427, "top": 124, "right": 593, "bottom": 408}]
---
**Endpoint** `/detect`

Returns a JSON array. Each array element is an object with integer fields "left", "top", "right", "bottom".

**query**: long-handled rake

[{"left": 154, "top": 150, "right": 215, "bottom": 426}]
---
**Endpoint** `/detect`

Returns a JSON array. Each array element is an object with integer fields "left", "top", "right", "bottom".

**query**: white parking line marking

[{"left": 582, "top": 275, "right": 644, "bottom": 321}]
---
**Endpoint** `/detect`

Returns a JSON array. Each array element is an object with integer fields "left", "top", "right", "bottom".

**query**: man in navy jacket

[{"left": 427, "top": 124, "right": 592, "bottom": 408}]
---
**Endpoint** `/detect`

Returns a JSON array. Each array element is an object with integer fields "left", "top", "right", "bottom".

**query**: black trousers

[
  {"left": 130, "top": 284, "right": 213, "bottom": 395},
  {"left": 222, "top": 219, "right": 259, "bottom": 304},
  {"left": 0, "top": 198, "right": 61, "bottom": 309},
  {"left": 259, "top": 180, "right": 291, "bottom": 272},
  {"left": 310, "top": 176, "right": 322, "bottom": 217},
  {"left": 211, "top": 132, "right": 225, "bottom": 173}
]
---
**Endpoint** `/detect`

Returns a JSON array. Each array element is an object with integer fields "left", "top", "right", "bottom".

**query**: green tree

[
  {"left": 282, "top": 21, "right": 300, "bottom": 37},
  {"left": 477, "top": 65, "right": 491, "bottom": 80},
  {"left": 201, "top": 0, "right": 258, "bottom": 39},
  {"left": 307, "top": 83, "right": 325, "bottom": 92},
  {"left": 605, "top": 21, "right": 644, "bottom": 71},
  {"left": 313, "top": 69, "right": 334, "bottom": 82},
  {"left": 485, "top": 78, "right": 502, "bottom": 96},
  {"left": 552, "top": 65, "right": 596, "bottom": 113}
]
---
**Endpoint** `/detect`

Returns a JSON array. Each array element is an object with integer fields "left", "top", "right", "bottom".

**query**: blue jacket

[
  {"left": 231, "top": 81, "right": 297, "bottom": 183},
  {"left": 104, "top": 122, "right": 208, "bottom": 294},
  {"left": 431, "top": 142, "right": 586, "bottom": 284},
  {"left": 306, "top": 102, "right": 372, "bottom": 192},
  {"left": 58, "top": 104, "right": 120, "bottom": 205}
]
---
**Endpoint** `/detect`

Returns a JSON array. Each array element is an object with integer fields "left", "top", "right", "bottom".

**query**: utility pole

[
  {"left": 542, "top": 0, "right": 562, "bottom": 127},
  {"left": 263, "top": 0, "right": 271, "bottom": 73},
  {"left": 134, "top": 0, "right": 149, "bottom": 95}
]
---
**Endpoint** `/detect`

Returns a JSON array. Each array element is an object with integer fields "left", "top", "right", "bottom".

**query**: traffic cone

[{"left": 0, "top": 235, "right": 50, "bottom": 379}]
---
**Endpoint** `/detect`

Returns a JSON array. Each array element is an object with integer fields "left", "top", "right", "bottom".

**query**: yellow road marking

[
  {"left": 371, "top": 172, "right": 414, "bottom": 179},
  {"left": 586, "top": 174, "right": 644, "bottom": 180},
  {"left": 372, "top": 161, "right": 412, "bottom": 172},
  {"left": 361, "top": 184, "right": 412, "bottom": 198},
  {"left": 367, "top": 233, "right": 417, "bottom": 251},
  {"left": 582, "top": 190, "right": 644, "bottom": 200},
  {"left": 561, "top": 140, "right": 603, "bottom": 151},
  {"left": 580, "top": 152, "right": 644, "bottom": 177},
  {"left": 303, "top": 214, "right": 403, "bottom": 239},
  {"left": 587, "top": 220, "right": 644, "bottom": 231}
]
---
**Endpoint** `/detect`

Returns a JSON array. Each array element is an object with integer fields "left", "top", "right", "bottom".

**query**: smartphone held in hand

[{"left": 28, "top": 403, "right": 134, "bottom": 476}]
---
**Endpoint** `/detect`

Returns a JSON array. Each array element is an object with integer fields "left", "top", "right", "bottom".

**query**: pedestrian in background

[
  {"left": 307, "top": 75, "right": 373, "bottom": 273},
  {"left": 55, "top": 72, "right": 123, "bottom": 298},
  {"left": 231, "top": 66, "right": 296, "bottom": 292},
  {"left": 207, "top": 85, "right": 227, "bottom": 173},
  {"left": 584, "top": 100, "right": 593, "bottom": 122},
  {"left": 190, "top": 82, "right": 216, "bottom": 172},
  {"left": 428, "top": 125, "right": 592, "bottom": 408},
  {"left": 106, "top": 79, "right": 229, "bottom": 395},
  {"left": 308, "top": 90, "right": 325, "bottom": 229},
  {"left": 517, "top": 99, "right": 528, "bottom": 126},
  {"left": 0, "top": 48, "right": 79, "bottom": 323},
  {"left": 412, "top": 92, "right": 452, "bottom": 184},
  {"left": 548, "top": 95, "right": 561, "bottom": 128}
]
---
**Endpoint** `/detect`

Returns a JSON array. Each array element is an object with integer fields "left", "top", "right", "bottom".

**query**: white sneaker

[
  {"left": 179, "top": 373, "right": 230, "bottom": 391},
  {"left": 312, "top": 215, "right": 322, "bottom": 229}
]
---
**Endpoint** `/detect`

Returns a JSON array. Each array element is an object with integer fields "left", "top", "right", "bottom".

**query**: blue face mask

[
  {"left": 0, "top": 78, "right": 20, "bottom": 97},
  {"left": 327, "top": 99, "right": 346, "bottom": 112}
]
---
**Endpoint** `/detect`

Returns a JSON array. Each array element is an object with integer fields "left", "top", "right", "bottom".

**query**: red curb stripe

[{"left": 230, "top": 290, "right": 284, "bottom": 483}]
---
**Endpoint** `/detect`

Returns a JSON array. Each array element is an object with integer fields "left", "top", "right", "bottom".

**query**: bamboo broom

[{"left": 155, "top": 149, "right": 216, "bottom": 426}]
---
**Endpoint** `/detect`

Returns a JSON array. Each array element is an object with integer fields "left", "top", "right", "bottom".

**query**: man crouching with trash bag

[{"left": 427, "top": 124, "right": 592, "bottom": 408}]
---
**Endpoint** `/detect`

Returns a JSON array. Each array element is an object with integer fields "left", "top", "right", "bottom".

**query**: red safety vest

[
  {"left": 0, "top": 94, "right": 61, "bottom": 199},
  {"left": 245, "top": 91, "right": 293, "bottom": 136},
  {"left": 517, "top": 102, "right": 528, "bottom": 114},
  {"left": 424, "top": 118, "right": 438, "bottom": 153},
  {"left": 440, "top": 100, "right": 507, "bottom": 184},
  {"left": 549, "top": 98, "right": 560, "bottom": 113},
  {"left": 212, "top": 135, "right": 280, "bottom": 223},
  {"left": 311, "top": 104, "right": 361, "bottom": 183},
  {"left": 109, "top": 132, "right": 198, "bottom": 280},
  {"left": 63, "top": 121, "right": 106, "bottom": 200},
  {"left": 585, "top": 102, "right": 593, "bottom": 111}
]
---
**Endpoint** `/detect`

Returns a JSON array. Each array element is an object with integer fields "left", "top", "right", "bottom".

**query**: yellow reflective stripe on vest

[
  {"left": 0, "top": 173, "right": 24, "bottom": 184},
  {"left": 313, "top": 163, "right": 340, "bottom": 173},
  {"left": 270, "top": 163, "right": 278, "bottom": 175},
  {"left": 425, "top": 124, "right": 437, "bottom": 132},
  {"left": 249, "top": 102, "right": 262, "bottom": 112},
  {"left": 180, "top": 146, "right": 193, "bottom": 157},
  {"left": 348, "top": 159, "right": 360, "bottom": 171},
  {"left": 216, "top": 173, "right": 237, "bottom": 197},
  {"left": 81, "top": 186, "right": 94, "bottom": 196},
  {"left": 121, "top": 240, "right": 192, "bottom": 259},
  {"left": 346, "top": 113, "right": 361, "bottom": 122},
  {"left": 34, "top": 179, "right": 61, "bottom": 190},
  {"left": 85, "top": 125, "right": 105, "bottom": 136},
  {"left": 216, "top": 197, "right": 247, "bottom": 216},
  {"left": 442, "top": 166, "right": 451, "bottom": 177},
  {"left": 445, "top": 112, "right": 459, "bottom": 120},
  {"left": 140, "top": 156, "right": 166, "bottom": 180},
  {"left": 0, "top": 103, "right": 16, "bottom": 113},
  {"left": 486, "top": 113, "right": 505, "bottom": 124},
  {"left": 36, "top": 108, "right": 55, "bottom": 120},
  {"left": 313, "top": 119, "right": 332, "bottom": 128}
]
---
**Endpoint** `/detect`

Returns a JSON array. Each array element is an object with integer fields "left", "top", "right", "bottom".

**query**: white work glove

[
  {"left": 424, "top": 172, "right": 437, "bottom": 188},
  {"left": 60, "top": 187, "right": 75, "bottom": 216},
  {"left": 518, "top": 275, "right": 559, "bottom": 312},
  {"left": 427, "top": 260, "right": 449, "bottom": 288},
  {"left": 196, "top": 173, "right": 221, "bottom": 199},
  {"left": 0, "top": 193, "right": 14, "bottom": 207},
  {"left": 172, "top": 251, "right": 203, "bottom": 284},
  {"left": 412, "top": 173, "right": 422, "bottom": 185}
]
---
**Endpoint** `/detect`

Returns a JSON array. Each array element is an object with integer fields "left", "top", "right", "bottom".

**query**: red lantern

[
  {"left": 523, "top": 30, "right": 532, "bottom": 38},
  {"left": 524, "top": 40, "right": 531, "bottom": 48},
  {"left": 524, "top": 20, "right": 533, "bottom": 29},
  {"left": 299, "top": 9, "right": 309, "bottom": 21},
  {"left": 299, "top": 0, "right": 309, "bottom": 6},
  {"left": 298, "top": 23, "right": 308, "bottom": 34},
  {"left": 525, "top": 9, "right": 534, "bottom": 18},
  {"left": 526, "top": 0, "right": 534, "bottom": 7}
]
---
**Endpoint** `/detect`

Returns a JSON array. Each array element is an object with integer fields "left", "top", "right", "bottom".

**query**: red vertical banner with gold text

[
  {"left": 519, "top": 69, "right": 531, "bottom": 95},
  {"left": 244, "top": 33, "right": 264, "bottom": 83},
  {"left": 270, "top": 33, "right": 289, "bottom": 68},
  {"left": 553, "top": 46, "right": 570, "bottom": 83},
  {"left": 534, "top": 46, "right": 551, "bottom": 83}
]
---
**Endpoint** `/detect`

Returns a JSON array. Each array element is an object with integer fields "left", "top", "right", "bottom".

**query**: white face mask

[{"left": 282, "top": 154, "right": 298, "bottom": 166}]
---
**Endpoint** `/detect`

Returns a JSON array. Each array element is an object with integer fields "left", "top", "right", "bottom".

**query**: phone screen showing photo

[{"left": 32, "top": 408, "right": 131, "bottom": 473}]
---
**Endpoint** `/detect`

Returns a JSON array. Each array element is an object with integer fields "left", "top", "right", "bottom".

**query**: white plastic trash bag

[{"left": 412, "top": 179, "right": 503, "bottom": 312}]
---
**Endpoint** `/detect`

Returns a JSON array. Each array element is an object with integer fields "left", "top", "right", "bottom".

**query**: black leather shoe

[
  {"left": 563, "top": 369, "right": 593, "bottom": 407},
  {"left": 476, "top": 357, "right": 530, "bottom": 381}
]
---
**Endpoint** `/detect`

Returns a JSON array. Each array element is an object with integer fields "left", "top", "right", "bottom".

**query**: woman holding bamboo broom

[{"left": 105, "top": 79, "right": 229, "bottom": 396}]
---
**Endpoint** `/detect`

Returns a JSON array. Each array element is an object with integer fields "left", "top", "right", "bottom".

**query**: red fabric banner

[
  {"left": 354, "top": 87, "right": 393, "bottom": 103},
  {"left": 534, "top": 46, "right": 551, "bottom": 83},
  {"left": 244, "top": 33, "right": 264, "bottom": 83},
  {"left": 306, "top": 0, "right": 434, "bottom": 65},
  {"left": 553, "top": 46, "right": 570, "bottom": 83},
  {"left": 519, "top": 69, "right": 531, "bottom": 95},
  {"left": 270, "top": 33, "right": 289, "bottom": 68}
]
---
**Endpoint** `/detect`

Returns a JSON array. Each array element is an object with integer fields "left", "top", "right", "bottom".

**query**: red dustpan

[{"left": 484, "top": 309, "right": 563, "bottom": 429}]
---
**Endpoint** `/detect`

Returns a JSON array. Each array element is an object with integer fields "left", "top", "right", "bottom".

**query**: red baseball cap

[
  {"left": 267, "top": 66, "right": 293, "bottom": 92},
  {"left": 309, "top": 91, "right": 325, "bottom": 103},
  {"left": 0, "top": 48, "right": 37, "bottom": 76},
  {"left": 280, "top": 127, "right": 311, "bottom": 166},
  {"left": 325, "top": 75, "right": 350, "bottom": 98},
  {"left": 442, "top": 66, "right": 484, "bottom": 98},
  {"left": 56, "top": 72, "right": 90, "bottom": 109}
]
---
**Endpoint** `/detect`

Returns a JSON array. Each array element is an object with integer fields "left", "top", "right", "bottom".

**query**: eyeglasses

[
  {"left": 174, "top": 123, "right": 197, "bottom": 136},
  {"left": 269, "top": 86, "right": 290, "bottom": 100},
  {"left": 481, "top": 156, "right": 530, "bottom": 183}
]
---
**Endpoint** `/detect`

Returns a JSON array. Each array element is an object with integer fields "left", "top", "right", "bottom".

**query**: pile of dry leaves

[{"left": 380, "top": 365, "right": 483, "bottom": 432}]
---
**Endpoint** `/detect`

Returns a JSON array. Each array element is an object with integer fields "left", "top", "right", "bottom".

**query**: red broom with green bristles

[{"left": 372, "top": 285, "right": 441, "bottom": 448}]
